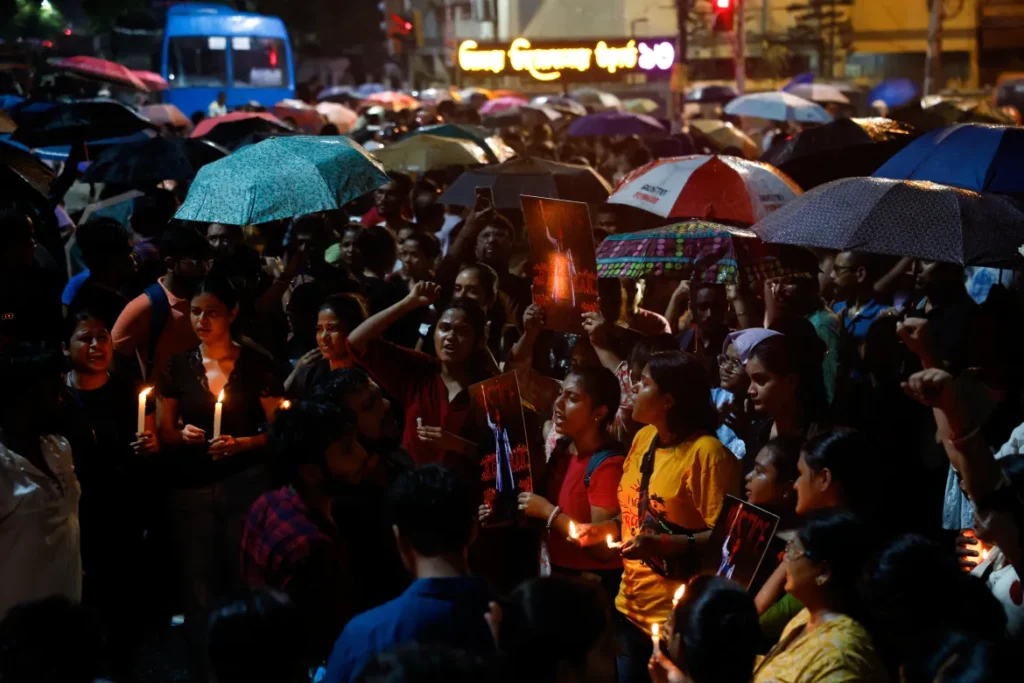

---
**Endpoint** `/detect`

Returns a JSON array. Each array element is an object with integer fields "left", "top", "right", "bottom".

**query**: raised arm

[
  {"left": 581, "top": 311, "right": 622, "bottom": 372},
  {"left": 347, "top": 281, "right": 440, "bottom": 354}
]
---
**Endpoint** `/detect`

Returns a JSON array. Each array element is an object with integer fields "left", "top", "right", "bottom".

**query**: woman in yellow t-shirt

[{"left": 596, "top": 350, "right": 741, "bottom": 683}]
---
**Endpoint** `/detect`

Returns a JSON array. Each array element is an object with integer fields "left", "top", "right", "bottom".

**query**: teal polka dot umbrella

[{"left": 595, "top": 219, "right": 803, "bottom": 285}]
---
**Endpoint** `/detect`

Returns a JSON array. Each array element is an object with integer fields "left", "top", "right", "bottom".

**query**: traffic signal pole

[
  {"left": 671, "top": 0, "right": 689, "bottom": 132},
  {"left": 734, "top": 0, "right": 745, "bottom": 94}
]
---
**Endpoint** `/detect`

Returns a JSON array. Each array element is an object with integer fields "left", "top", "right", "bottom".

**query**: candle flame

[
  {"left": 140, "top": 387, "right": 153, "bottom": 398},
  {"left": 982, "top": 547, "right": 991, "bottom": 561},
  {"left": 652, "top": 623, "right": 659, "bottom": 639},
  {"left": 280, "top": 400, "right": 291, "bottom": 410},
  {"left": 217, "top": 389, "right": 225, "bottom": 402},
  {"left": 568, "top": 521, "right": 578, "bottom": 539},
  {"left": 606, "top": 534, "right": 614, "bottom": 547},
  {"left": 672, "top": 584, "right": 686, "bottom": 606}
]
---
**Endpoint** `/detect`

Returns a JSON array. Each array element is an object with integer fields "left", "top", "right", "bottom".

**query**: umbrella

[
  {"left": 272, "top": 99, "right": 326, "bottom": 133},
  {"left": 483, "top": 105, "right": 561, "bottom": 128},
  {"left": 724, "top": 92, "right": 833, "bottom": 124},
  {"left": 175, "top": 136, "right": 389, "bottom": 225},
  {"left": 686, "top": 85, "right": 738, "bottom": 103},
  {"left": 596, "top": 219, "right": 802, "bottom": 284},
  {"left": 531, "top": 96, "right": 588, "bottom": 117},
  {"left": 365, "top": 91, "right": 419, "bottom": 111},
  {"left": 417, "top": 87, "right": 454, "bottom": 104},
  {"left": 458, "top": 87, "right": 493, "bottom": 101},
  {"left": 191, "top": 112, "right": 292, "bottom": 149},
  {"left": 869, "top": 78, "right": 918, "bottom": 109},
  {"left": 438, "top": 157, "right": 612, "bottom": 210},
  {"left": 81, "top": 136, "right": 198, "bottom": 188},
  {"left": 873, "top": 123, "right": 1024, "bottom": 194},
  {"left": 55, "top": 56, "right": 147, "bottom": 90},
  {"left": 623, "top": 98, "right": 660, "bottom": 114},
  {"left": 891, "top": 98, "right": 1014, "bottom": 131},
  {"left": 132, "top": 70, "right": 169, "bottom": 91},
  {"left": 687, "top": 119, "right": 759, "bottom": 159},
  {"left": 568, "top": 111, "right": 665, "bottom": 137},
  {"left": 0, "top": 110, "right": 14, "bottom": 134},
  {"left": 356, "top": 83, "right": 388, "bottom": 97},
  {"left": 0, "top": 139, "right": 54, "bottom": 200},
  {"left": 139, "top": 104, "right": 190, "bottom": 129},
  {"left": 761, "top": 117, "right": 919, "bottom": 190},
  {"left": 479, "top": 96, "right": 529, "bottom": 115},
  {"left": 570, "top": 88, "right": 623, "bottom": 111},
  {"left": 784, "top": 83, "right": 850, "bottom": 105},
  {"left": 403, "top": 123, "right": 514, "bottom": 164},
  {"left": 181, "top": 138, "right": 230, "bottom": 171},
  {"left": 751, "top": 177, "right": 1024, "bottom": 266},
  {"left": 80, "top": 190, "right": 144, "bottom": 227},
  {"left": 609, "top": 154, "right": 802, "bottom": 224},
  {"left": 9, "top": 99, "right": 155, "bottom": 148},
  {"left": 373, "top": 134, "right": 489, "bottom": 173},
  {"left": 318, "top": 85, "right": 357, "bottom": 101},
  {"left": 315, "top": 102, "right": 358, "bottom": 133}
]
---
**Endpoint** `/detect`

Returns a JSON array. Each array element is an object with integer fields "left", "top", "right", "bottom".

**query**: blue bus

[{"left": 161, "top": 3, "right": 295, "bottom": 119}]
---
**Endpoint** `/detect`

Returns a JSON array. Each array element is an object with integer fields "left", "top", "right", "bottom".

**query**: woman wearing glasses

[{"left": 753, "top": 509, "right": 885, "bottom": 683}]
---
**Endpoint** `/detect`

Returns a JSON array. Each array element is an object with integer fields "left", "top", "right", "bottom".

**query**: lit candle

[
  {"left": 137, "top": 387, "right": 152, "bottom": 435},
  {"left": 672, "top": 584, "right": 686, "bottom": 608},
  {"left": 982, "top": 547, "right": 991, "bottom": 562},
  {"left": 568, "top": 521, "right": 578, "bottom": 540},
  {"left": 651, "top": 622, "right": 660, "bottom": 658},
  {"left": 606, "top": 534, "right": 622, "bottom": 549},
  {"left": 213, "top": 390, "right": 225, "bottom": 440},
  {"left": 279, "top": 399, "right": 291, "bottom": 410}
]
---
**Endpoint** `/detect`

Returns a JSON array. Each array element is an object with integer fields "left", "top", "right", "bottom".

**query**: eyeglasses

[
  {"left": 179, "top": 258, "right": 214, "bottom": 270},
  {"left": 717, "top": 354, "right": 742, "bottom": 372},
  {"left": 783, "top": 540, "right": 809, "bottom": 562}
]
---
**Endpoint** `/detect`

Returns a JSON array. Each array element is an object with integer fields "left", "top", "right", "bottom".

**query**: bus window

[
  {"left": 168, "top": 36, "right": 227, "bottom": 87},
  {"left": 232, "top": 37, "right": 288, "bottom": 88}
]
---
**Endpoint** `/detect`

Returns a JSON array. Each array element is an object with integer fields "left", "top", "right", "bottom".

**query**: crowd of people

[{"left": 1, "top": 88, "right": 1023, "bottom": 683}]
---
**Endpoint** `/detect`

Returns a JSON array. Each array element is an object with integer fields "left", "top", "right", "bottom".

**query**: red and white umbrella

[
  {"left": 56, "top": 56, "right": 146, "bottom": 91},
  {"left": 132, "top": 70, "right": 169, "bottom": 91},
  {"left": 609, "top": 155, "right": 802, "bottom": 225}
]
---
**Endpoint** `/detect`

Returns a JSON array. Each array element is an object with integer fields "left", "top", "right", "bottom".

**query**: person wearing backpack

[
  {"left": 111, "top": 225, "right": 213, "bottom": 381},
  {"left": 480, "top": 365, "right": 625, "bottom": 600}
]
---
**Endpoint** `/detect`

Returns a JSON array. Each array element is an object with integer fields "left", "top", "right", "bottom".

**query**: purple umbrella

[{"left": 567, "top": 111, "right": 665, "bottom": 137}]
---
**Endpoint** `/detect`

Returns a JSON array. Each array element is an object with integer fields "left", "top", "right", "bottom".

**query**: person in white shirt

[
  {"left": 208, "top": 91, "right": 228, "bottom": 118},
  {"left": 0, "top": 346, "right": 81, "bottom": 618}
]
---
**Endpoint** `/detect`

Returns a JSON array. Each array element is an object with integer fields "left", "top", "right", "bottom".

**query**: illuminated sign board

[{"left": 458, "top": 37, "right": 675, "bottom": 81}]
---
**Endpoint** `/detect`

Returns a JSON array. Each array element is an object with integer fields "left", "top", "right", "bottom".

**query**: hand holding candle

[
  {"left": 137, "top": 387, "right": 152, "bottom": 435},
  {"left": 651, "top": 623, "right": 660, "bottom": 659},
  {"left": 213, "top": 389, "right": 225, "bottom": 440},
  {"left": 606, "top": 534, "right": 623, "bottom": 549},
  {"left": 672, "top": 584, "right": 686, "bottom": 608},
  {"left": 568, "top": 521, "right": 579, "bottom": 543}
]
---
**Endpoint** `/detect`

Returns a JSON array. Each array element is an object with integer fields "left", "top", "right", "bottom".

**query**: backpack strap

[
  {"left": 583, "top": 442, "right": 625, "bottom": 488},
  {"left": 143, "top": 283, "right": 170, "bottom": 380}
]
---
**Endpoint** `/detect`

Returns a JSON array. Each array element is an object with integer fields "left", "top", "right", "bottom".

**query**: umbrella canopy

[
  {"left": 891, "top": 98, "right": 1015, "bottom": 131},
  {"left": 81, "top": 136, "right": 199, "bottom": 188},
  {"left": 725, "top": 92, "right": 833, "bottom": 124},
  {"left": 752, "top": 177, "right": 1024, "bottom": 266},
  {"left": 139, "top": 103, "right": 190, "bottom": 129},
  {"left": 458, "top": 87, "right": 493, "bottom": 101},
  {"left": 438, "top": 157, "right": 612, "bottom": 210},
  {"left": 483, "top": 105, "right": 560, "bottom": 129},
  {"left": 623, "top": 98, "right": 660, "bottom": 114},
  {"left": 373, "top": 134, "right": 489, "bottom": 173},
  {"left": 365, "top": 91, "right": 419, "bottom": 111},
  {"left": 687, "top": 119, "right": 759, "bottom": 159},
  {"left": 0, "top": 110, "right": 14, "bottom": 134},
  {"left": 686, "top": 85, "right": 738, "bottom": 103},
  {"left": 479, "top": 96, "right": 529, "bottom": 115},
  {"left": 568, "top": 111, "right": 665, "bottom": 137},
  {"left": 416, "top": 87, "right": 454, "bottom": 104},
  {"left": 317, "top": 85, "right": 359, "bottom": 104},
  {"left": 356, "top": 83, "right": 387, "bottom": 97},
  {"left": 869, "top": 78, "right": 918, "bottom": 109},
  {"left": 191, "top": 112, "right": 293, "bottom": 149},
  {"left": 784, "top": 83, "right": 850, "bottom": 105},
  {"left": 272, "top": 99, "right": 326, "bottom": 133},
  {"left": 874, "top": 124, "right": 1024, "bottom": 193},
  {"left": 761, "top": 117, "right": 919, "bottom": 190},
  {"left": 596, "top": 220, "right": 804, "bottom": 284},
  {"left": 176, "top": 136, "right": 389, "bottom": 225},
  {"left": 609, "top": 155, "right": 801, "bottom": 224},
  {"left": 132, "top": 70, "right": 169, "bottom": 91},
  {"left": 531, "top": 96, "right": 589, "bottom": 116},
  {"left": 570, "top": 88, "right": 623, "bottom": 111},
  {"left": 55, "top": 56, "right": 146, "bottom": 90},
  {"left": 404, "top": 123, "right": 514, "bottom": 164},
  {"left": 80, "top": 189, "right": 144, "bottom": 227},
  {"left": 9, "top": 99, "right": 155, "bottom": 148},
  {"left": 0, "top": 139, "right": 54, "bottom": 200},
  {"left": 315, "top": 102, "right": 358, "bottom": 133},
  {"left": 180, "top": 138, "right": 230, "bottom": 172}
]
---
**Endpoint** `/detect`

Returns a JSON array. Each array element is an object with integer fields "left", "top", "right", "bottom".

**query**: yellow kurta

[{"left": 614, "top": 425, "right": 740, "bottom": 633}]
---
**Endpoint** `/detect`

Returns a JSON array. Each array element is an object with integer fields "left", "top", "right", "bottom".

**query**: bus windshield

[
  {"left": 231, "top": 36, "right": 288, "bottom": 88},
  {"left": 168, "top": 36, "right": 227, "bottom": 88}
]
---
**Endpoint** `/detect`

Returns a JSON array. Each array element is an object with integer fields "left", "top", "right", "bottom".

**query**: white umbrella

[
  {"left": 786, "top": 83, "right": 850, "bottom": 105},
  {"left": 724, "top": 92, "right": 833, "bottom": 124}
]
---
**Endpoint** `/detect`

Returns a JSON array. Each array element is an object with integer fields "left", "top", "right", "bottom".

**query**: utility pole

[
  {"left": 734, "top": 0, "right": 745, "bottom": 94},
  {"left": 924, "top": 0, "right": 944, "bottom": 95},
  {"left": 671, "top": 0, "right": 689, "bottom": 132}
]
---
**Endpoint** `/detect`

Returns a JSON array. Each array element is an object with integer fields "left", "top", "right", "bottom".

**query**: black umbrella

[
  {"left": 9, "top": 98, "right": 155, "bottom": 148},
  {"left": 686, "top": 85, "right": 738, "bottom": 103},
  {"left": 181, "top": 138, "right": 230, "bottom": 171},
  {"left": 201, "top": 117, "right": 295, "bottom": 150},
  {"left": 890, "top": 99, "right": 1015, "bottom": 132},
  {"left": 438, "top": 157, "right": 612, "bottom": 210},
  {"left": 760, "top": 117, "right": 919, "bottom": 190},
  {"left": 0, "top": 139, "right": 54, "bottom": 200},
  {"left": 81, "top": 136, "right": 198, "bottom": 188},
  {"left": 752, "top": 177, "right": 1024, "bottom": 266}
]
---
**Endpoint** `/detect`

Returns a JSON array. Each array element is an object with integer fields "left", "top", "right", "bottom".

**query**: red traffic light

[
  {"left": 712, "top": 0, "right": 734, "bottom": 32},
  {"left": 716, "top": 0, "right": 730, "bottom": 7},
  {"left": 389, "top": 13, "right": 413, "bottom": 36}
]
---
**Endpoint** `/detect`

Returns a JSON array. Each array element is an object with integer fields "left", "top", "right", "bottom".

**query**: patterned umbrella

[
  {"left": 479, "top": 96, "right": 529, "bottom": 115},
  {"left": 139, "top": 104, "right": 190, "bottom": 129},
  {"left": 56, "top": 56, "right": 147, "bottom": 90},
  {"left": 596, "top": 219, "right": 800, "bottom": 284},
  {"left": 609, "top": 155, "right": 801, "bottom": 223},
  {"left": 373, "top": 134, "right": 489, "bottom": 173},
  {"left": 752, "top": 177, "right": 1024, "bottom": 266},
  {"left": 175, "top": 136, "right": 389, "bottom": 225},
  {"left": 132, "top": 70, "right": 169, "bottom": 91}
]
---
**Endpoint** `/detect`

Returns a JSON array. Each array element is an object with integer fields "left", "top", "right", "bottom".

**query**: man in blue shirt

[
  {"left": 323, "top": 465, "right": 494, "bottom": 683},
  {"left": 830, "top": 250, "right": 886, "bottom": 350}
]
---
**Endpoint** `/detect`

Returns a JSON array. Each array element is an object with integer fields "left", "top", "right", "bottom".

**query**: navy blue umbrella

[
  {"left": 869, "top": 78, "right": 918, "bottom": 109},
  {"left": 874, "top": 123, "right": 1024, "bottom": 193},
  {"left": 567, "top": 111, "right": 665, "bottom": 137}
]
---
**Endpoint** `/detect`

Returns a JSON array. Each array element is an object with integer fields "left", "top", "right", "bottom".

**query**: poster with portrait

[
  {"left": 521, "top": 195, "right": 600, "bottom": 335},
  {"left": 469, "top": 371, "right": 533, "bottom": 523},
  {"left": 708, "top": 496, "right": 780, "bottom": 591}
]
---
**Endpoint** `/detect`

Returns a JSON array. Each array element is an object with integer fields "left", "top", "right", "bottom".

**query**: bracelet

[
  {"left": 546, "top": 506, "right": 561, "bottom": 531},
  {"left": 947, "top": 425, "right": 981, "bottom": 447}
]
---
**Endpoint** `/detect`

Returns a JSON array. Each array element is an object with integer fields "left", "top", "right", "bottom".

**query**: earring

[{"left": 815, "top": 576, "right": 827, "bottom": 586}]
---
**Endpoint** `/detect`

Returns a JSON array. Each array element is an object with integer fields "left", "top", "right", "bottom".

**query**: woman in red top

[
  {"left": 346, "top": 281, "right": 494, "bottom": 469},
  {"left": 503, "top": 365, "right": 626, "bottom": 598}
]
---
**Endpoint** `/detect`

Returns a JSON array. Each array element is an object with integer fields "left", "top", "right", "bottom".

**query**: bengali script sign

[{"left": 458, "top": 37, "right": 675, "bottom": 81}]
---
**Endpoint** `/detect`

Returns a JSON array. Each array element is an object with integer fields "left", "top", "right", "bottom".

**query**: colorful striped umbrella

[
  {"left": 609, "top": 155, "right": 801, "bottom": 224},
  {"left": 596, "top": 219, "right": 800, "bottom": 284}
]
